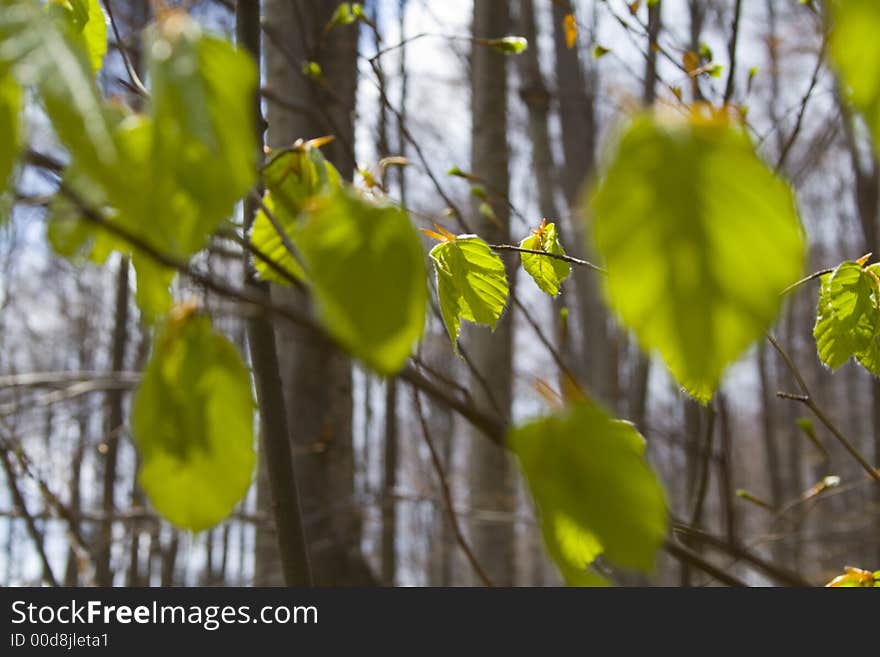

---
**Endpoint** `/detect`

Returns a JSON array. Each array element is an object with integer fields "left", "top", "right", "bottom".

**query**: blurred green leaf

[
  {"left": 428, "top": 235, "right": 509, "bottom": 347},
  {"left": 146, "top": 16, "right": 258, "bottom": 254},
  {"left": 0, "top": 0, "right": 118, "bottom": 170},
  {"left": 295, "top": 188, "right": 427, "bottom": 375},
  {"left": 520, "top": 221, "right": 570, "bottom": 297},
  {"left": 0, "top": 71, "right": 21, "bottom": 196},
  {"left": 251, "top": 146, "right": 341, "bottom": 285},
  {"left": 510, "top": 399, "right": 668, "bottom": 575},
  {"left": 133, "top": 311, "right": 255, "bottom": 532},
  {"left": 591, "top": 114, "right": 805, "bottom": 402},
  {"left": 814, "top": 261, "right": 880, "bottom": 375},
  {"left": 485, "top": 36, "right": 528, "bottom": 55},
  {"left": 49, "top": 0, "right": 107, "bottom": 73},
  {"left": 830, "top": 0, "right": 880, "bottom": 155},
  {"left": 131, "top": 253, "right": 174, "bottom": 320}
]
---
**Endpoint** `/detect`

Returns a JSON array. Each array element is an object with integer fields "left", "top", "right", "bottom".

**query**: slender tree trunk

[
  {"left": 237, "top": 0, "right": 313, "bottom": 589},
  {"left": 467, "top": 0, "right": 517, "bottom": 586},
  {"left": 160, "top": 529, "right": 178, "bottom": 587},
  {"left": 96, "top": 255, "right": 130, "bottom": 586},
  {"left": 551, "top": 1, "right": 609, "bottom": 403},
  {"left": 261, "top": 0, "right": 375, "bottom": 585},
  {"left": 515, "top": 0, "right": 559, "bottom": 585},
  {"left": 688, "top": 0, "right": 706, "bottom": 102},
  {"left": 381, "top": 380, "right": 398, "bottom": 586},
  {"left": 629, "top": 0, "right": 663, "bottom": 430}
]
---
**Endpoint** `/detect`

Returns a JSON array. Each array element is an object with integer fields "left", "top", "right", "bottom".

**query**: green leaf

[
  {"left": 814, "top": 261, "right": 880, "bottom": 375},
  {"left": 132, "top": 312, "right": 255, "bottom": 532},
  {"left": 520, "top": 221, "right": 570, "bottom": 297},
  {"left": 428, "top": 235, "right": 509, "bottom": 347},
  {"left": 0, "top": 70, "right": 21, "bottom": 195},
  {"left": 251, "top": 146, "right": 340, "bottom": 285},
  {"left": 49, "top": 0, "right": 107, "bottom": 73},
  {"left": 1, "top": 0, "right": 118, "bottom": 170},
  {"left": 510, "top": 399, "right": 668, "bottom": 575},
  {"left": 131, "top": 253, "right": 174, "bottom": 322},
  {"left": 46, "top": 169, "right": 121, "bottom": 263},
  {"left": 146, "top": 17, "right": 258, "bottom": 254},
  {"left": 591, "top": 114, "right": 805, "bottom": 402},
  {"left": 485, "top": 36, "right": 528, "bottom": 55},
  {"left": 295, "top": 188, "right": 427, "bottom": 375},
  {"left": 830, "top": 0, "right": 880, "bottom": 155}
]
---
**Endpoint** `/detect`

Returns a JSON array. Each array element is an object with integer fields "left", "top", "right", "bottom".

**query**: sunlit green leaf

[
  {"left": 485, "top": 36, "right": 528, "bottom": 55},
  {"left": 0, "top": 0, "right": 117, "bottom": 170},
  {"left": 132, "top": 253, "right": 174, "bottom": 321},
  {"left": 520, "top": 221, "right": 570, "bottom": 297},
  {"left": 591, "top": 114, "right": 805, "bottom": 402},
  {"left": 146, "top": 15, "right": 258, "bottom": 254},
  {"left": 830, "top": 0, "right": 880, "bottom": 155},
  {"left": 428, "top": 235, "right": 509, "bottom": 347},
  {"left": 0, "top": 70, "right": 21, "bottom": 196},
  {"left": 49, "top": 0, "right": 107, "bottom": 73},
  {"left": 814, "top": 261, "right": 880, "bottom": 375},
  {"left": 133, "top": 311, "right": 255, "bottom": 532},
  {"left": 295, "top": 188, "right": 427, "bottom": 375},
  {"left": 510, "top": 399, "right": 668, "bottom": 575},
  {"left": 251, "top": 146, "right": 340, "bottom": 285},
  {"left": 46, "top": 169, "right": 122, "bottom": 263}
]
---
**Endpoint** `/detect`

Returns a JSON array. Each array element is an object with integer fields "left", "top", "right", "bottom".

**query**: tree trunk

[
  {"left": 551, "top": 1, "right": 609, "bottom": 404},
  {"left": 96, "top": 255, "right": 130, "bottom": 586},
  {"left": 238, "top": 0, "right": 313, "bottom": 589},
  {"left": 467, "top": 0, "right": 517, "bottom": 586},
  {"left": 261, "top": 0, "right": 375, "bottom": 586}
]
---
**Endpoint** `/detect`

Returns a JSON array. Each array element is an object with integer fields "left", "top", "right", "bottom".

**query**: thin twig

[
  {"left": 0, "top": 445, "right": 58, "bottom": 586},
  {"left": 488, "top": 244, "right": 605, "bottom": 272},
  {"left": 722, "top": 0, "right": 743, "bottom": 106},
  {"left": 663, "top": 539, "right": 748, "bottom": 587},
  {"left": 411, "top": 387, "right": 494, "bottom": 587},
  {"left": 775, "top": 34, "right": 827, "bottom": 173},
  {"left": 687, "top": 403, "right": 717, "bottom": 528},
  {"left": 768, "top": 334, "right": 880, "bottom": 483},
  {"left": 102, "top": 0, "right": 149, "bottom": 97},
  {"left": 671, "top": 522, "right": 810, "bottom": 587}
]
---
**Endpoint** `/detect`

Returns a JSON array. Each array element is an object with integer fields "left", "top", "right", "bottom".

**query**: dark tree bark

[
  {"left": 551, "top": 0, "right": 610, "bottom": 404},
  {"left": 467, "top": 0, "right": 517, "bottom": 586},
  {"left": 95, "top": 255, "right": 130, "bottom": 587}
]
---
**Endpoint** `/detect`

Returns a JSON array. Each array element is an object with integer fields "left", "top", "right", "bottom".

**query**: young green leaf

[
  {"left": 132, "top": 311, "right": 255, "bottom": 532},
  {"left": 294, "top": 188, "right": 428, "bottom": 375},
  {"left": 520, "top": 220, "right": 570, "bottom": 297},
  {"left": 0, "top": 71, "right": 21, "bottom": 197},
  {"left": 830, "top": 0, "right": 880, "bottom": 156},
  {"left": 591, "top": 114, "right": 805, "bottom": 402},
  {"left": 484, "top": 36, "right": 528, "bottom": 55},
  {"left": 251, "top": 146, "right": 341, "bottom": 285},
  {"left": 428, "top": 235, "right": 509, "bottom": 347},
  {"left": 146, "top": 15, "right": 258, "bottom": 253},
  {"left": 825, "top": 566, "right": 880, "bottom": 587},
  {"left": 813, "top": 261, "right": 880, "bottom": 375},
  {"left": 510, "top": 399, "right": 668, "bottom": 576},
  {"left": 49, "top": 0, "right": 107, "bottom": 74},
  {"left": 1, "top": 0, "right": 117, "bottom": 169}
]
